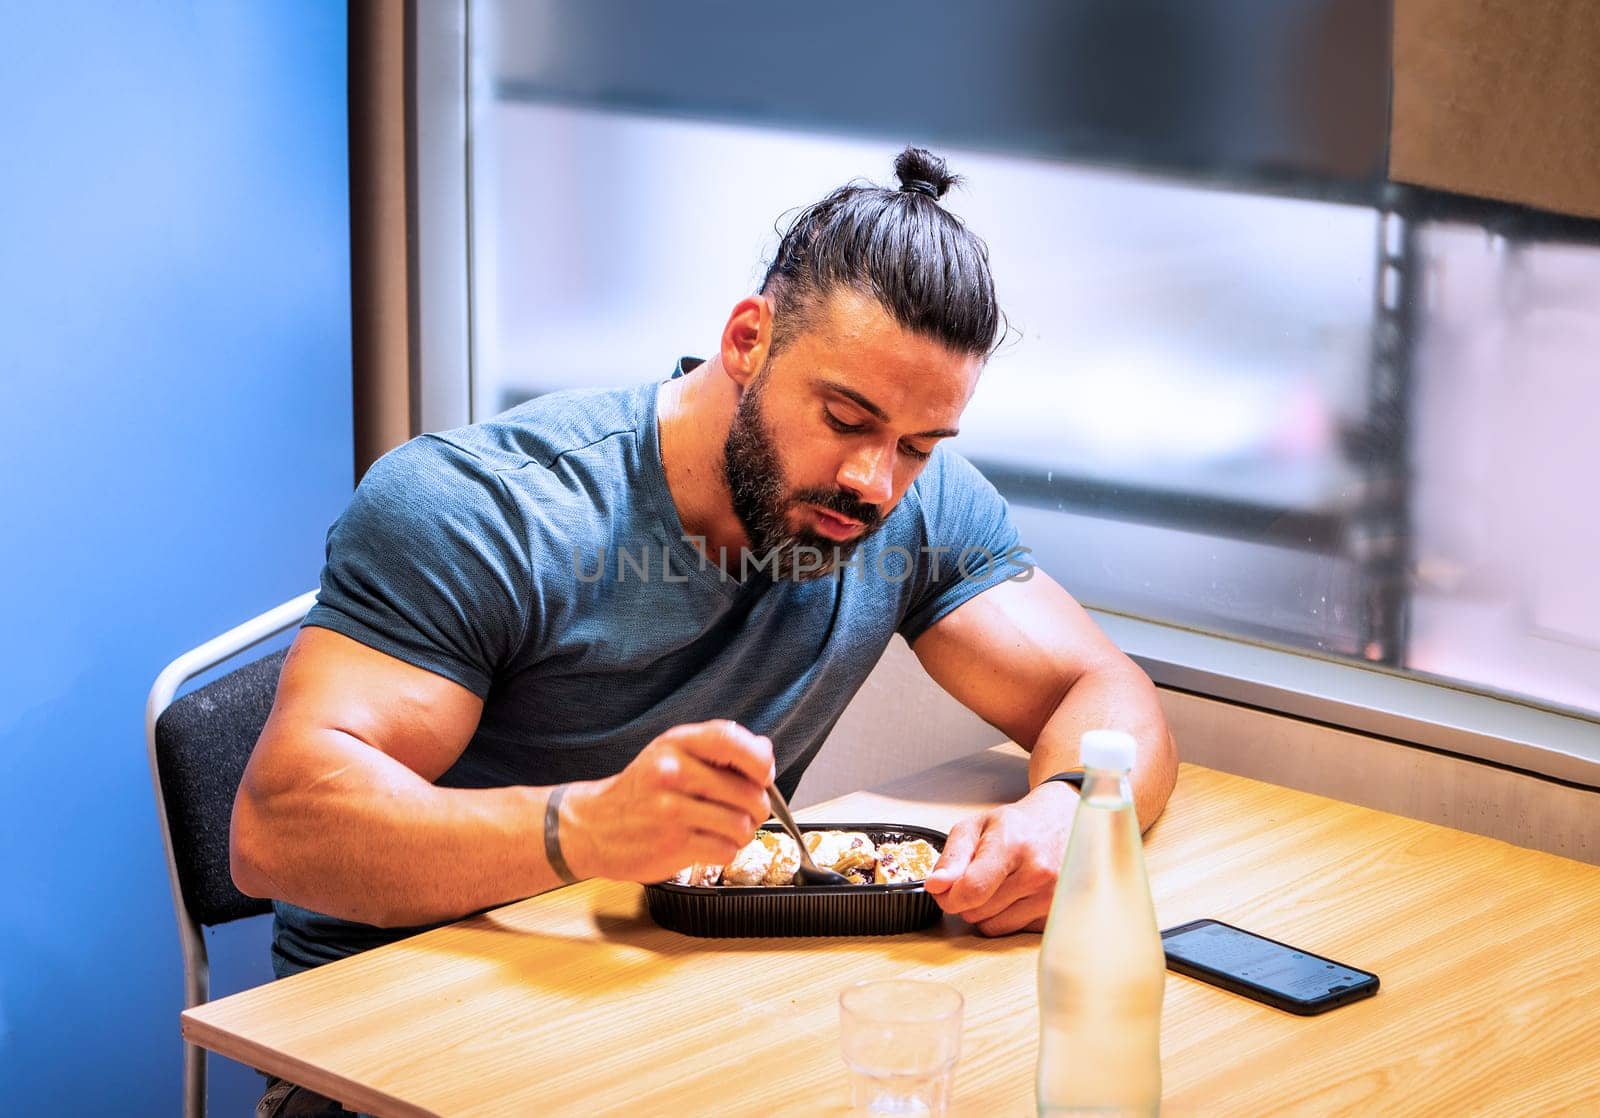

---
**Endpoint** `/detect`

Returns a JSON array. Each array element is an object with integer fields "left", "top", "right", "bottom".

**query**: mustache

[{"left": 792, "top": 487, "right": 883, "bottom": 530}]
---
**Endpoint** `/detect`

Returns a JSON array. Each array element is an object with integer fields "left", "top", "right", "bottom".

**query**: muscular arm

[
  {"left": 230, "top": 627, "right": 558, "bottom": 927},
  {"left": 911, "top": 570, "right": 1176, "bottom": 828},
  {"left": 908, "top": 570, "right": 1178, "bottom": 934},
  {"left": 231, "top": 627, "right": 772, "bottom": 928}
]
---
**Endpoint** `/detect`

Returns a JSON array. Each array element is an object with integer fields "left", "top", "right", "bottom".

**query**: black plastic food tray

[{"left": 644, "top": 822, "right": 947, "bottom": 938}]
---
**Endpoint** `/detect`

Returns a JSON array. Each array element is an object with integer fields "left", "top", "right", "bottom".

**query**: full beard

[{"left": 721, "top": 376, "right": 884, "bottom": 582}]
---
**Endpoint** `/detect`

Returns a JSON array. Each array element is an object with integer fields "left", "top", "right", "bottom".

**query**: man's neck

[{"left": 656, "top": 358, "right": 750, "bottom": 567}]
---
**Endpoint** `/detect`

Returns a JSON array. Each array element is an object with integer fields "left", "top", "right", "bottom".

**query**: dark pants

[{"left": 256, "top": 1076, "right": 368, "bottom": 1118}]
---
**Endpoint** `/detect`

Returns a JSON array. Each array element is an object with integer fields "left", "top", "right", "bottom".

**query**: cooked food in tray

[
  {"left": 714, "top": 829, "right": 768, "bottom": 885},
  {"left": 668, "top": 829, "right": 939, "bottom": 888},
  {"left": 667, "top": 862, "right": 725, "bottom": 887},
  {"left": 873, "top": 839, "right": 939, "bottom": 884},
  {"left": 804, "top": 830, "right": 878, "bottom": 883},
  {"left": 718, "top": 829, "right": 802, "bottom": 886}
]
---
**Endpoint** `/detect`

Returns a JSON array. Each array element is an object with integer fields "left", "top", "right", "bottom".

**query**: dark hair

[{"left": 760, "top": 146, "right": 1002, "bottom": 359}]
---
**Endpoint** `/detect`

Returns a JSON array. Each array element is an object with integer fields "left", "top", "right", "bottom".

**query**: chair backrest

[
  {"left": 146, "top": 590, "right": 315, "bottom": 1118},
  {"left": 152, "top": 648, "right": 286, "bottom": 927}
]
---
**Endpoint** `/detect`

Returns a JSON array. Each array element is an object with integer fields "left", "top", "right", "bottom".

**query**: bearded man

[{"left": 231, "top": 147, "right": 1178, "bottom": 990}]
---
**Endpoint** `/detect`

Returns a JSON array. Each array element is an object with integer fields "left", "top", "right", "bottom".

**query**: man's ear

[{"left": 719, "top": 294, "right": 773, "bottom": 390}]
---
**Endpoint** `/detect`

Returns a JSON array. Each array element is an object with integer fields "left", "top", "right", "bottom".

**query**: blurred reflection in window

[{"left": 1407, "top": 230, "right": 1600, "bottom": 715}]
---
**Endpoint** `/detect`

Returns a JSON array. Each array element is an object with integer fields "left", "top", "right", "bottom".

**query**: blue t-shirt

[{"left": 274, "top": 364, "right": 1024, "bottom": 973}]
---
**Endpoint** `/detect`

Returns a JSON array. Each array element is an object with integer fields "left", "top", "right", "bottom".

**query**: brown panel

[
  {"left": 349, "top": 0, "right": 415, "bottom": 484},
  {"left": 1391, "top": 0, "right": 1600, "bottom": 220}
]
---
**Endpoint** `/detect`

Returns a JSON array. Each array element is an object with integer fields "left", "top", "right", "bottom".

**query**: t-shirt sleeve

[
  {"left": 302, "top": 435, "right": 531, "bottom": 697},
  {"left": 896, "top": 448, "right": 1029, "bottom": 644}
]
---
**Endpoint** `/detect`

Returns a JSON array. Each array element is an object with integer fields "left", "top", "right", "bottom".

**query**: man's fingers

[
  {"left": 662, "top": 752, "right": 770, "bottom": 822},
  {"left": 949, "top": 842, "right": 1059, "bottom": 925},
  {"left": 670, "top": 797, "right": 761, "bottom": 850},
  {"left": 669, "top": 721, "right": 775, "bottom": 787},
  {"left": 681, "top": 830, "right": 749, "bottom": 869},
  {"left": 974, "top": 897, "right": 1051, "bottom": 937},
  {"left": 930, "top": 819, "right": 1011, "bottom": 914},
  {"left": 947, "top": 876, "right": 1036, "bottom": 927},
  {"left": 924, "top": 816, "right": 983, "bottom": 895}
]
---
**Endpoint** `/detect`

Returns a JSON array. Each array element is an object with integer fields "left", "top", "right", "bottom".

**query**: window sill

[{"left": 1090, "top": 609, "right": 1600, "bottom": 791}]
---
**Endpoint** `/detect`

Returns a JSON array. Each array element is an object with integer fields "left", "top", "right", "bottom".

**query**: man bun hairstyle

[
  {"left": 760, "top": 146, "right": 1001, "bottom": 359},
  {"left": 894, "top": 146, "right": 957, "bottom": 200}
]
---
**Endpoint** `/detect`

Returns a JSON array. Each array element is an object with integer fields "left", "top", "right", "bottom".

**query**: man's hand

[
  {"left": 922, "top": 783, "right": 1078, "bottom": 935},
  {"left": 558, "top": 720, "right": 775, "bottom": 884}
]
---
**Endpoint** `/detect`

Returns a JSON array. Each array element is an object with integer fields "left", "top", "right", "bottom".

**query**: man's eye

[
  {"left": 823, "top": 410, "right": 863, "bottom": 434},
  {"left": 900, "top": 443, "right": 933, "bottom": 462}
]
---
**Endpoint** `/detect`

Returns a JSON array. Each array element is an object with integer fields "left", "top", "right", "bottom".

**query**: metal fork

[{"left": 765, "top": 784, "right": 851, "bottom": 886}]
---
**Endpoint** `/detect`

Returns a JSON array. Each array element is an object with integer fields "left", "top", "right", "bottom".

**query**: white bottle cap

[{"left": 1080, "top": 729, "right": 1138, "bottom": 772}]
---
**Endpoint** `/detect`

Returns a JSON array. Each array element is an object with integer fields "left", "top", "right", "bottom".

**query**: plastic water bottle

[{"left": 1036, "top": 730, "right": 1164, "bottom": 1116}]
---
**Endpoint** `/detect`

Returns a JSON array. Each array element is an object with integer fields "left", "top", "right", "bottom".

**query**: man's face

[{"left": 722, "top": 288, "right": 983, "bottom": 580}]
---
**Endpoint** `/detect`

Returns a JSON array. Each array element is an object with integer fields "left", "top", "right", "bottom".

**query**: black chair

[{"left": 145, "top": 591, "right": 316, "bottom": 1118}]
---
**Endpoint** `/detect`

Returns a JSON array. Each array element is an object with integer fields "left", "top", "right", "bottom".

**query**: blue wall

[{"left": 0, "top": 3, "right": 351, "bottom": 1112}]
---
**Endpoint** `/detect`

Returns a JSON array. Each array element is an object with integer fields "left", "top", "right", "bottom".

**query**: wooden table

[{"left": 185, "top": 748, "right": 1600, "bottom": 1116}]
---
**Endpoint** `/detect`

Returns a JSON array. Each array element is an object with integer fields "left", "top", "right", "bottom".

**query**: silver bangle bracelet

[{"left": 544, "top": 784, "right": 579, "bottom": 885}]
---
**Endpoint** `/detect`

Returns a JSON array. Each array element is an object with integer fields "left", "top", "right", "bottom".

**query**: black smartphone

[{"left": 1161, "top": 918, "right": 1379, "bottom": 1016}]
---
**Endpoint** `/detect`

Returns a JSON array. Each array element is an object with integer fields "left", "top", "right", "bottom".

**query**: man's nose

[{"left": 837, "top": 443, "right": 895, "bottom": 507}]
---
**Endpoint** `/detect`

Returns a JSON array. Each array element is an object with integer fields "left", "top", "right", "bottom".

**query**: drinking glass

[{"left": 838, "top": 979, "right": 964, "bottom": 1117}]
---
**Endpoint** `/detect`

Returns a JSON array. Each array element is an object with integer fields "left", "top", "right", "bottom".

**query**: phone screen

[{"left": 1162, "top": 919, "right": 1378, "bottom": 1013}]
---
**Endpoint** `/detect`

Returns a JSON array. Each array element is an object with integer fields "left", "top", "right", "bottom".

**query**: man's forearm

[
  {"left": 231, "top": 728, "right": 570, "bottom": 927},
  {"left": 1025, "top": 662, "right": 1178, "bottom": 832}
]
